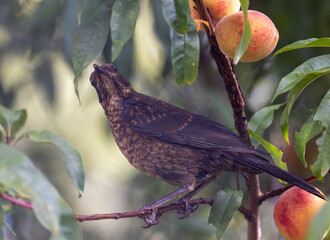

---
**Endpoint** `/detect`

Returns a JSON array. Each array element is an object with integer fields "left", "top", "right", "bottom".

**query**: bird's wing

[{"left": 130, "top": 95, "right": 266, "bottom": 155}]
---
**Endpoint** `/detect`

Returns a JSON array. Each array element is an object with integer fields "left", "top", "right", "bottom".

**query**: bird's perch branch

[
  {"left": 1, "top": 171, "right": 325, "bottom": 230},
  {"left": 1, "top": 175, "right": 324, "bottom": 224},
  {"left": 192, "top": 1, "right": 260, "bottom": 239},
  {"left": 75, "top": 173, "right": 327, "bottom": 222},
  {"left": 75, "top": 173, "right": 327, "bottom": 223},
  {"left": 77, "top": 198, "right": 213, "bottom": 222},
  {"left": 76, "top": 198, "right": 256, "bottom": 223}
]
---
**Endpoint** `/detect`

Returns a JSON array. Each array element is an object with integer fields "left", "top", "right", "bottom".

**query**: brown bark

[{"left": 192, "top": 1, "right": 261, "bottom": 239}]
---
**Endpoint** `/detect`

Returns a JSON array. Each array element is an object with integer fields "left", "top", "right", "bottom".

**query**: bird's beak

[
  {"left": 93, "top": 64, "right": 117, "bottom": 78},
  {"left": 90, "top": 65, "right": 100, "bottom": 88},
  {"left": 93, "top": 64, "right": 107, "bottom": 76},
  {"left": 91, "top": 63, "right": 122, "bottom": 94},
  {"left": 91, "top": 64, "right": 113, "bottom": 88}
]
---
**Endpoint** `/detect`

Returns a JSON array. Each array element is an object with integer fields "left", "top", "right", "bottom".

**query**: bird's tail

[{"left": 237, "top": 154, "right": 326, "bottom": 200}]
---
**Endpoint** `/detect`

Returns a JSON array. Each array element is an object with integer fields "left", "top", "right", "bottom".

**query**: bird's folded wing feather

[{"left": 130, "top": 97, "right": 267, "bottom": 156}]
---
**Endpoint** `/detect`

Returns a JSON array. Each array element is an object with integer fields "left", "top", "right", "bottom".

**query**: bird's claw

[
  {"left": 141, "top": 215, "right": 159, "bottom": 228},
  {"left": 139, "top": 205, "right": 159, "bottom": 228},
  {"left": 176, "top": 198, "right": 200, "bottom": 219}
]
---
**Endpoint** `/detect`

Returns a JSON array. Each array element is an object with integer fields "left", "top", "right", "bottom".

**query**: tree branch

[
  {"left": 1, "top": 193, "right": 33, "bottom": 209},
  {"left": 192, "top": 0, "right": 250, "bottom": 144},
  {"left": 76, "top": 198, "right": 256, "bottom": 223},
  {"left": 2, "top": 173, "right": 325, "bottom": 226},
  {"left": 192, "top": 1, "right": 260, "bottom": 239},
  {"left": 0, "top": 192, "right": 255, "bottom": 224},
  {"left": 76, "top": 198, "right": 213, "bottom": 222}
]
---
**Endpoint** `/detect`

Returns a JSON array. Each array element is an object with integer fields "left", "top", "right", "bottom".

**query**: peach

[
  {"left": 215, "top": 10, "right": 279, "bottom": 62},
  {"left": 273, "top": 186, "right": 326, "bottom": 240},
  {"left": 189, "top": 0, "right": 240, "bottom": 27}
]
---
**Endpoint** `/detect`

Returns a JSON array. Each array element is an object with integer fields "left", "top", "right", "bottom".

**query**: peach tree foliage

[
  {"left": 71, "top": 0, "right": 330, "bottom": 238},
  {"left": 1, "top": 0, "right": 329, "bottom": 239},
  {"left": 0, "top": 105, "right": 84, "bottom": 239}
]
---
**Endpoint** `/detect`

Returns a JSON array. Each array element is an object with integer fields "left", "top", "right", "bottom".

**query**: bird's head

[{"left": 90, "top": 63, "right": 133, "bottom": 104}]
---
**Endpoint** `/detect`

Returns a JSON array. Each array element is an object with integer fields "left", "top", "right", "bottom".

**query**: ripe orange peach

[
  {"left": 189, "top": 0, "right": 240, "bottom": 27},
  {"left": 215, "top": 10, "right": 279, "bottom": 62},
  {"left": 273, "top": 186, "right": 326, "bottom": 240}
]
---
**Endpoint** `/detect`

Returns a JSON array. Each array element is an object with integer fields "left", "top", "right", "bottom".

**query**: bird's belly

[{"left": 112, "top": 125, "right": 216, "bottom": 186}]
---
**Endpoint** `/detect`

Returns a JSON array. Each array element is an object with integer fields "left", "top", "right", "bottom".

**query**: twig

[
  {"left": 0, "top": 191, "right": 254, "bottom": 223},
  {"left": 76, "top": 197, "right": 255, "bottom": 223},
  {"left": 2, "top": 173, "right": 324, "bottom": 225},
  {"left": 1, "top": 193, "right": 33, "bottom": 209},
  {"left": 76, "top": 198, "right": 214, "bottom": 222}
]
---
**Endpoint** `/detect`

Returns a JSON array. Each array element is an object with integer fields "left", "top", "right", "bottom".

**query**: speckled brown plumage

[{"left": 90, "top": 63, "right": 325, "bottom": 202}]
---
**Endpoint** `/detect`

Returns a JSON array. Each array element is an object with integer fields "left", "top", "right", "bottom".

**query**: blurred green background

[{"left": 1, "top": 0, "right": 329, "bottom": 239}]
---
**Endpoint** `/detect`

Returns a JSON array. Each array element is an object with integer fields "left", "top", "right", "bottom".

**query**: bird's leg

[
  {"left": 177, "top": 175, "right": 217, "bottom": 218},
  {"left": 141, "top": 186, "right": 191, "bottom": 209},
  {"left": 139, "top": 186, "right": 191, "bottom": 227}
]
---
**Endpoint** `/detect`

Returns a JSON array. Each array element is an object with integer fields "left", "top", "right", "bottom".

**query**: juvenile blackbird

[{"left": 90, "top": 63, "right": 325, "bottom": 217}]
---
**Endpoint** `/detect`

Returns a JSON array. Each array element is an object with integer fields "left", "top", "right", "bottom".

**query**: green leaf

[
  {"left": 0, "top": 144, "right": 80, "bottom": 239},
  {"left": 273, "top": 38, "right": 330, "bottom": 58},
  {"left": 280, "top": 82, "right": 324, "bottom": 144},
  {"left": 22, "top": 130, "right": 84, "bottom": 195},
  {"left": 162, "top": 0, "right": 189, "bottom": 34},
  {"left": 208, "top": 190, "right": 243, "bottom": 240},
  {"left": 233, "top": 0, "right": 251, "bottom": 64},
  {"left": 249, "top": 103, "right": 284, "bottom": 146},
  {"left": 311, "top": 127, "right": 330, "bottom": 181},
  {"left": 76, "top": 0, "right": 86, "bottom": 24},
  {"left": 0, "top": 105, "right": 27, "bottom": 143},
  {"left": 163, "top": 0, "right": 199, "bottom": 85},
  {"left": 275, "top": 55, "right": 330, "bottom": 143},
  {"left": 72, "top": 0, "right": 112, "bottom": 101},
  {"left": 79, "top": 0, "right": 106, "bottom": 25},
  {"left": 314, "top": 89, "right": 330, "bottom": 127},
  {"left": 249, "top": 129, "right": 287, "bottom": 171},
  {"left": 306, "top": 199, "right": 330, "bottom": 240},
  {"left": 280, "top": 104, "right": 290, "bottom": 143},
  {"left": 294, "top": 120, "right": 323, "bottom": 168},
  {"left": 171, "top": 17, "right": 199, "bottom": 86},
  {"left": 111, "top": 0, "right": 139, "bottom": 62},
  {"left": 312, "top": 90, "right": 330, "bottom": 180},
  {"left": 272, "top": 54, "right": 330, "bottom": 102}
]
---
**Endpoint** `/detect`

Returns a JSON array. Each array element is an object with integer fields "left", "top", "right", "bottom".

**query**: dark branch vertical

[{"left": 192, "top": 1, "right": 260, "bottom": 239}]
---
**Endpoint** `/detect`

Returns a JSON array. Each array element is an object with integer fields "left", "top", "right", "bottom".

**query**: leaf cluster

[
  {"left": 71, "top": 0, "right": 330, "bottom": 239},
  {"left": 1, "top": 0, "right": 329, "bottom": 239},
  {"left": 249, "top": 39, "right": 330, "bottom": 240},
  {"left": 250, "top": 40, "right": 330, "bottom": 182},
  {"left": 0, "top": 105, "right": 84, "bottom": 239}
]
